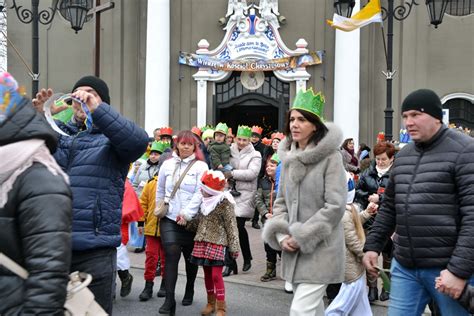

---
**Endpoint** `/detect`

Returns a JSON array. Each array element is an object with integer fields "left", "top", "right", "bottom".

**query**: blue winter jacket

[{"left": 54, "top": 103, "right": 148, "bottom": 251}]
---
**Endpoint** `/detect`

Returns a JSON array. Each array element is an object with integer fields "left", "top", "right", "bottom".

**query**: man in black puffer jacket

[
  {"left": 0, "top": 74, "right": 72, "bottom": 315},
  {"left": 363, "top": 89, "right": 474, "bottom": 316},
  {"left": 33, "top": 76, "right": 149, "bottom": 314}
]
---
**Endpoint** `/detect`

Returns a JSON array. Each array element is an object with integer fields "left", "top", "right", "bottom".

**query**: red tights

[{"left": 203, "top": 266, "right": 225, "bottom": 301}]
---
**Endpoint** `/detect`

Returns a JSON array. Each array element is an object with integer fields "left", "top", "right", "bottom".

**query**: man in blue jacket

[{"left": 33, "top": 76, "right": 149, "bottom": 314}]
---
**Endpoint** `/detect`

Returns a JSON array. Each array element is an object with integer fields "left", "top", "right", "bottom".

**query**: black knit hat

[
  {"left": 401, "top": 89, "right": 442, "bottom": 121},
  {"left": 72, "top": 75, "right": 110, "bottom": 105}
]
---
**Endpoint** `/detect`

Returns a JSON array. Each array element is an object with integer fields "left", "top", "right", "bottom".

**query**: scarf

[
  {"left": 0, "top": 139, "right": 69, "bottom": 208},
  {"left": 376, "top": 164, "right": 392, "bottom": 178},
  {"left": 346, "top": 147, "right": 358, "bottom": 167},
  {"left": 200, "top": 184, "right": 235, "bottom": 216},
  {"left": 147, "top": 158, "right": 159, "bottom": 166}
]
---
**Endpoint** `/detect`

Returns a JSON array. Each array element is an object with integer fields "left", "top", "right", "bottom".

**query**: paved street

[
  {"left": 114, "top": 268, "right": 395, "bottom": 316},
  {"left": 117, "top": 221, "right": 428, "bottom": 316},
  {"left": 114, "top": 268, "right": 292, "bottom": 316}
]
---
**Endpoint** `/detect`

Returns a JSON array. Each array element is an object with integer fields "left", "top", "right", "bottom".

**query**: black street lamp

[
  {"left": 5, "top": 0, "right": 90, "bottom": 97},
  {"left": 334, "top": 0, "right": 356, "bottom": 17},
  {"left": 334, "top": 0, "right": 451, "bottom": 141},
  {"left": 426, "top": 0, "right": 451, "bottom": 27},
  {"left": 59, "top": 0, "right": 93, "bottom": 33}
]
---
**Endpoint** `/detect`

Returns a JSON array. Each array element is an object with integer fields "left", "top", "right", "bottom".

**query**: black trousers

[
  {"left": 71, "top": 247, "right": 117, "bottom": 315},
  {"left": 252, "top": 209, "right": 260, "bottom": 223},
  {"left": 236, "top": 217, "right": 252, "bottom": 262},
  {"left": 160, "top": 217, "right": 197, "bottom": 299},
  {"left": 264, "top": 242, "right": 281, "bottom": 264}
]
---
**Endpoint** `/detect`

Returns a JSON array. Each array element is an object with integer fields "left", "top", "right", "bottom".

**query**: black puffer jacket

[
  {"left": 458, "top": 285, "right": 473, "bottom": 314},
  {"left": 255, "top": 175, "right": 276, "bottom": 225},
  {"left": 355, "top": 161, "right": 391, "bottom": 208},
  {"left": 364, "top": 126, "right": 474, "bottom": 279},
  {"left": 0, "top": 100, "right": 72, "bottom": 315},
  {"left": 355, "top": 161, "right": 392, "bottom": 228}
]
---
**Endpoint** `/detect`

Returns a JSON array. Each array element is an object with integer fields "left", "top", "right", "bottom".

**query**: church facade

[{"left": 6, "top": 0, "right": 473, "bottom": 145}]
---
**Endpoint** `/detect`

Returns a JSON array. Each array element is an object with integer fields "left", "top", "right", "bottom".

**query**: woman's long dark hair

[{"left": 284, "top": 109, "right": 328, "bottom": 150}]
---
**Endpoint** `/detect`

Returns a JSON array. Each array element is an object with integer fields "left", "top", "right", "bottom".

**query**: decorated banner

[
  {"left": 178, "top": 51, "right": 322, "bottom": 71},
  {"left": 327, "top": 0, "right": 382, "bottom": 32}
]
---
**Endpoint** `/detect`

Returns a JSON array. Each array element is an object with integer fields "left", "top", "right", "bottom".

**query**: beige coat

[
  {"left": 262, "top": 123, "right": 347, "bottom": 284},
  {"left": 342, "top": 205, "right": 372, "bottom": 283},
  {"left": 230, "top": 143, "right": 262, "bottom": 218}
]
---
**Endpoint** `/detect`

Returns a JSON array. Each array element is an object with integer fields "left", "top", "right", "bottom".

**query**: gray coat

[
  {"left": 133, "top": 161, "right": 160, "bottom": 195},
  {"left": 230, "top": 143, "right": 262, "bottom": 218},
  {"left": 262, "top": 123, "right": 347, "bottom": 284}
]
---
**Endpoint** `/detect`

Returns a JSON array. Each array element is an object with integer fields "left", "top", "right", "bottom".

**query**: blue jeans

[{"left": 389, "top": 258, "right": 473, "bottom": 316}]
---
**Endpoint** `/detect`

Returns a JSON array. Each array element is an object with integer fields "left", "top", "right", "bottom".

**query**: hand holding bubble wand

[{"left": 44, "top": 93, "right": 93, "bottom": 136}]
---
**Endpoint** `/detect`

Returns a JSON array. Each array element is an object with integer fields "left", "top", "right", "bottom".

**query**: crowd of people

[{"left": 1, "top": 72, "right": 473, "bottom": 316}]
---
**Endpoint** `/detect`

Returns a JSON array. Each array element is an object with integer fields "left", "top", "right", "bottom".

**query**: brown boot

[
  {"left": 201, "top": 294, "right": 216, "bottom": 316},
  {"left": 216, "top": 300, "right": 226, "bottom": 316}
]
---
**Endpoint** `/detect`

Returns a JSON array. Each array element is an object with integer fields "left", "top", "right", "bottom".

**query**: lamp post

[
  {"left": 333, "top": 0, "right": 356, "bottom": 18},
  {"left": 6, "top": 0, "right": 90, "bottom": 97},
  {"left": 333, "top": 0, "right": 451, "bottom": 141}
]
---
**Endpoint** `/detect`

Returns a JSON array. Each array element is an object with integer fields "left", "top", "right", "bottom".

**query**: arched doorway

[
  {"left": 442, "top": 94, "right": 474, "bottom": 129},
  {"left": 214, "top": 71, "right": 289, "bottom": 137}
]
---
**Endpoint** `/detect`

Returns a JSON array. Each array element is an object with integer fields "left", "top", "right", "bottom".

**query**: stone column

[
  {"left": 333, "top": 1, "right": 360, "bottom": 146},
  {"left": 294, "top": 39, "right": 310, "bottom": 92},
  {"left": 193, "top": 39, "right": 211, "bottom": 127},
  {"left": 145, "top": 0, "right": 170, "bottom": 134},
  {"left": 197, "top": 80, "right": 208, "bottom": 127}
]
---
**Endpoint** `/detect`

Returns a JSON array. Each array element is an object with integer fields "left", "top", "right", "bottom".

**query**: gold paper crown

[{"left": 292, "top": 88, "right": 325, "bottom": 119}]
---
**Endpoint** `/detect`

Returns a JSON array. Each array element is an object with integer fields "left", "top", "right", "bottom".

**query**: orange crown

[
  {"left": 160, "top": 127, "right": 173, "bottom": 136},
  {"left": 262, "top": 137, "right": 272, "bottom": 146},
  {"left": 201, "top": 170, "right": 226, "bottom": 191},
  {"left": 271, "top": 132, "right": 285, "bottom": 141},
  {"left": 377, "top": 132, "right": 385, "bottom": 141},
  {"left": 227, "top": 127, "right": 234, "bottom": 137},
  {"left": 191, "top": 126, "right": 202, "bottom": 137},
  {"left": 251, "top": 125, "right": 263, "bottom": 135}
]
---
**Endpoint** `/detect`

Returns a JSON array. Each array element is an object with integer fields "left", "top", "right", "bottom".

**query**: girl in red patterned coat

[{"left": 189, "top": 170, "right": 240, "bottom": 316}]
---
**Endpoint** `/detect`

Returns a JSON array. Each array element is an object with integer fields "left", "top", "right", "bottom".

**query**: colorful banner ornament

[
  {"left": 178, "top": 51, "right": 323, "bottom": 71},
  {"left": 327, "top": 0, "right": 382, "bottom": 32}
]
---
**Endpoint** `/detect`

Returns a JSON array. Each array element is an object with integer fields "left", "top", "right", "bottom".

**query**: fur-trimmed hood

[{"left": 277, "top": 122, "right": 343, "bottom": 184}]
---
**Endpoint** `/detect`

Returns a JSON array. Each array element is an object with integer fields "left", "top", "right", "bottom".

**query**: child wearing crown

[
  {"left": 189, "top": 170, "right": 240, "bottom": 316},
  {"left": 255, "top": 153, "right": 281, "bottom": 282},
  {"left": 208, "top": 122, "right": 233, "bottom": 172}
]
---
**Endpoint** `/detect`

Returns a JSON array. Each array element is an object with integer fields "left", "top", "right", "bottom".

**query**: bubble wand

[{"left": 44, "top": 93, "right": 94, "bottom": 136}]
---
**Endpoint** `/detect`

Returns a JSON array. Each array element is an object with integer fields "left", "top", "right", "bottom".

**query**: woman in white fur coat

[
  {"left": 262, "top": 90, "right": 347, "bottom": 316},
  {"left": 222, "top": 126, "right": 262, "bottom": 276}
]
